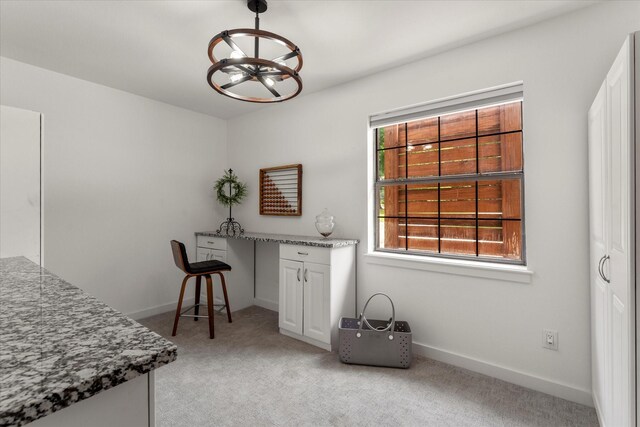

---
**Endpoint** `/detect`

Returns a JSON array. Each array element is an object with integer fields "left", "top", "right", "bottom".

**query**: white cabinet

[
  {"left": 31, "top": 373, "right": 152, "bottom": 427},
  {"left": 195, "top": 236, "right": 255, "bottom": 312},
  {"left": 588, "top": 33, "right": 636, "bottom": 427},
  {"left": 279, "top": 244, "right": 355, "bottom": 351},
  {"left": 196, "top": 246, "right": 227, "bottom": 263},
  {"left": 196, "top": 236, "right": 227, "bottom": 262},
  {"left": 193, "top": 233, "right": 357, "bottom": 348}
]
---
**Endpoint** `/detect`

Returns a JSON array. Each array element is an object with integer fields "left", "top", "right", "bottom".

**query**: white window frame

[{"left": 366, "top": 83, "right": 533, "bottom": 282}]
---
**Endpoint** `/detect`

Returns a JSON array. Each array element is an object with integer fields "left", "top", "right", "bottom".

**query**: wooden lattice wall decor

[{"left": 259, "top": 164, "right": 302, "bottom": 216}]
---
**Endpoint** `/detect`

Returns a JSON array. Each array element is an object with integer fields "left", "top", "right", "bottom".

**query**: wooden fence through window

[{"left": 376, "top": 101, "right": 523, "bottom": 262}]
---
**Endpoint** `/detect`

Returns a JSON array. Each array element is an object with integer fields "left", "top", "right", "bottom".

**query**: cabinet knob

[
  {"left": 304, "top": 268, "right": 308, "bottom": 282},
  {"left": 297, "top": 251, "right": 308, "bottom": 256},
  {"left": 297, "top": 268, "right": 301, "bottom": 282}
]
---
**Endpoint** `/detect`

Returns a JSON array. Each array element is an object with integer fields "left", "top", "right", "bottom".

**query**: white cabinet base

[
  {"left": 279, "top": 327, "right": 332, "bottom": 352},
  {"left": 196, "top": 238, "right": 254, "bottom": 312},
  {"left": 31, "top": 372, "right": 154, "bottom": 427},
  {"left": 279, "top": 245, "right": 356, "bottom": 352}
]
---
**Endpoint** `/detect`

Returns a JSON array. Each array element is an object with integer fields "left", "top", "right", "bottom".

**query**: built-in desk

[{"left": 194, "top": 231, "right": 358, "bottom": 351}]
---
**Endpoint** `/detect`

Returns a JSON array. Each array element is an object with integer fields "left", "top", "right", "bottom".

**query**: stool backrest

[{"left": 170, "top": 240, "right": 189, "bottom": 273}]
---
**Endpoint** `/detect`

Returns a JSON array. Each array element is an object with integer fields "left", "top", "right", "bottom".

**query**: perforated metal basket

[{"left": 339, "top": 293, "right": 412, "bottom": 369}]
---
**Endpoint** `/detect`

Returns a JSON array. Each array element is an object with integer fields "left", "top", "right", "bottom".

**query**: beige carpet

[{"left": 139, "top": 306, "right": 598, "bottom": 427}]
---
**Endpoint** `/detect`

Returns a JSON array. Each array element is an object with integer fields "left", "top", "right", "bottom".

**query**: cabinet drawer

[
  {"left": 280, "top": 244, "right": 330, "bottom": 265},
  {"left": 196, "top": 235, "right": 227, "bottom": 250}
]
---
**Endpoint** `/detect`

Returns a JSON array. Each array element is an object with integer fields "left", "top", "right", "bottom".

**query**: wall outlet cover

[{"left": 542, "top": 329, "right": 558, "bottom": 350}]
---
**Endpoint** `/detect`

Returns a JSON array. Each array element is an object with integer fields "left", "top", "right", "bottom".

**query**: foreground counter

[{"left": 0, "top": 257, "right": 177, "bottom": 427}]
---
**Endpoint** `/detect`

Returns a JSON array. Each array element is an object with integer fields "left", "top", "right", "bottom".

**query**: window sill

[{"left": 364, "top": 251, "right": 533, "bottom": 284}]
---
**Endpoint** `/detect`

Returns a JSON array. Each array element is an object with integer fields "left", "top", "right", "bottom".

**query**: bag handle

[{"left": 356, "top": 293, "right": 396, "bottom": 340}]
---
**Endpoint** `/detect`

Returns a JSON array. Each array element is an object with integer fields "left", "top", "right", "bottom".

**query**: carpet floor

[{"left": 139, "top": 306, "right": 598, "bottom": 427}]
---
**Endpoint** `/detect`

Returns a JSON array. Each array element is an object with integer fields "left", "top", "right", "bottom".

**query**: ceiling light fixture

[{"left": 207, "top": 0, "right": 303, "bottom": 103}]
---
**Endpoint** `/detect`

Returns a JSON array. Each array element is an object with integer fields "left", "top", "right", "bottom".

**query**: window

[{"left": 372, "top": 85, "right": 524, "bottom": 264}]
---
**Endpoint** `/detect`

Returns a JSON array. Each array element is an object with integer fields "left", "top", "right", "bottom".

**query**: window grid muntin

[{"left": 374, "top": 100, "right": 524, "bottom": 264}]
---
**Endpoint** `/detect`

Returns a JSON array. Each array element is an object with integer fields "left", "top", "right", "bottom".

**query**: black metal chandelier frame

[{"left": 207, "top": 0, "right": 303, "bottom": 103}]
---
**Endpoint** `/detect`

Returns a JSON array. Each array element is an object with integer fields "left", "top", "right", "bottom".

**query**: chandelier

[{"left": 207, "top": 0, "right": 303, "bottom": 103}]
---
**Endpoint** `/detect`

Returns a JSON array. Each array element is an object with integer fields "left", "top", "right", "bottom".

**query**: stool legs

[
  {"left": 172, "top": 275, "right": 190, "bottom": 336},
  {"left": 194, "top": 276, "right": 201, "bottom": 321},
  {"left": 172, "top": 271, "right": 231, "bottom": 339},
  {"left": 205, "top": 274, "right": 215, "bottom": 339},
  {"left": 218, "top": 272, "right": 232, "bottom": 323}
]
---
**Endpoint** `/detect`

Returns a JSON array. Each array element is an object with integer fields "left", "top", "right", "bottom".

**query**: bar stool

[{"left": 170, "top": 240, "right": 232, "bottom": 339}]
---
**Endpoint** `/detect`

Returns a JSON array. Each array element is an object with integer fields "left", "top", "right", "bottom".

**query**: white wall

[
  {"left": 226, "top": 2, "right": 640, "bottom": 405},
  {"left": 0, "top": 57, "right": 228, "bottom": 317}
]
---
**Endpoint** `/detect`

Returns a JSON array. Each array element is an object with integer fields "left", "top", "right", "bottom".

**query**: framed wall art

[{"left": 259, "top": 164, "right": 302, "bottom": 216}]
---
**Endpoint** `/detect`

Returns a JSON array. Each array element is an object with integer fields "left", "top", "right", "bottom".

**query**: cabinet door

[
  {"left": 209, "top": 249, "right": 227, "bottom": 262},
  {"left": 196, "top": 247, "right": 211, "bottom": 262},
  {"left": 588, "top": 81, "right": 609, "bottom": 418},
  {"left": 303, "top": 262, "right": 331, "bottom": 344},
  {"left": 196, "top": 247, "right": 227, "bottom": 263},
  {"left": 279, "top": 259, "right": 303, "bottom": 335},
  {"left": 209, "top": 249, "right": 228, "bottom": 304},
  {"left": 605, "top": 35, "right": 633, "bottom": 427}
]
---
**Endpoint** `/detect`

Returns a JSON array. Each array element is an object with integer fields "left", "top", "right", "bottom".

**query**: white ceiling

[{"left": 0, "top": 0, "right": 594, "bottom": 119}]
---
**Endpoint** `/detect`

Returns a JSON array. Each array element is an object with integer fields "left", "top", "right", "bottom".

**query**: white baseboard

[
  {"left": 254, "top": 297, "right": 278, "bottom": 312},
  {"left": 127, "top": 297, "right": 196, "bottom": 321},
  {"left": 413, "top": 341, "right": 593, "bottom": 407}
]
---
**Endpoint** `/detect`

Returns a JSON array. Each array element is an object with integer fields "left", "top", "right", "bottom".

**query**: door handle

[
  {"left": 601, "top": 255, "right": 611, "bottom": 283},
  {"left": 297, "top": 268, "right": 301, "bottom": 282},
  {"left": 598, "top": 255, "right": 605, "bottom": 280},
  {"left": 304, "top": 268, "right": 308, "bottom": 282}
]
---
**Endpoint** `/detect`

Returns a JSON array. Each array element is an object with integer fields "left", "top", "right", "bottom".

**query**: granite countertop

[
  {"left": 0, "top": 257, "right": 177, "bottom": 427},
  {"left": 196, "top": 231, "right": 359, "bottom": 248}
]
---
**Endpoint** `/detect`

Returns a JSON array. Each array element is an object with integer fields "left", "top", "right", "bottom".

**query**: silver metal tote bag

[{"left": 339, "top": 293, "right": 412, "bottom": 369}]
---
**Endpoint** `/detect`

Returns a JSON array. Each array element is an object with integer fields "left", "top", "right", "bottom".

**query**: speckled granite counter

[
  {"left": 0, "top": 257, "right": 177, "bottom": 427},
  {"left": 196, "top": 231, "right": 358, "bottom": 248}
]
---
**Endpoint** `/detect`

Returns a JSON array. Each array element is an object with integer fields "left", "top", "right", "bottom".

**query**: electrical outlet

[{"left": 543, "top": 329, "right": 558, "bottom": 350}]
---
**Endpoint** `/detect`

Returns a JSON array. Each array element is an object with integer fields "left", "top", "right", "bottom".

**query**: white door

[
  {"left": 588, "top": 81, "right": 609, "bottom": 420},
  {"left": 0, "top": 105, "right": 41, "bottom": 264},
  {"left": 605, "top": 35, "right": 634, "bottom": 427},
  {"left": 303, "top": 262, "right": 330, "bottom": 344},
  {"left": 279, "top": 259, "right": 303, "bottom": 335}
]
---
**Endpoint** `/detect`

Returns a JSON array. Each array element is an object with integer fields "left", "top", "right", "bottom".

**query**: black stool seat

[{"left": 187, "top": 260, "right": 231, "bottom": 274}]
